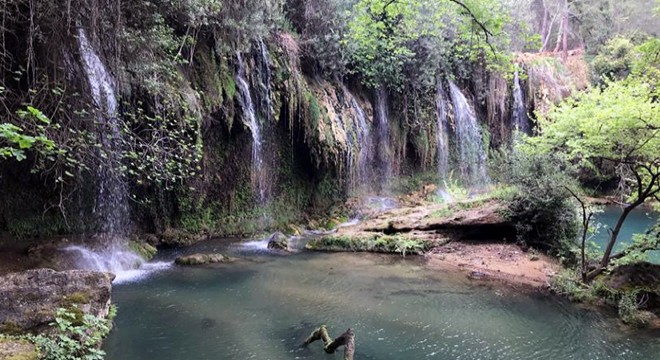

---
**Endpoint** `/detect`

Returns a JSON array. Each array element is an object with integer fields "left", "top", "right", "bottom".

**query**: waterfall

[
  {"left": 448, "top": 81, "right": 489, "bottom": 187},
  {"left": 235, "top": 53, "right": 266, "bottom": 203},
  {"left": 436, "top": 82, "right": 453, "bottom": 201},
  {"left": 436, "top": 82, "right": 449, "bottom": 182},
  {"left": 76, "top": 29, "right": 158, "bottom": 279},
  {"left": 78, "top": 28, "right": 129, "bottom": 234},
  {"left": 257, "top": 39, "right": 273, "bottom": 122},
  {"left": 343, "top": 85, "right": 372, "bottom": 188},
  {"left": 375, "top": 88, "right": 391, "bottom": 186},
  {"left": 512, "top": 69, "right": 530, "bottom": 134}
]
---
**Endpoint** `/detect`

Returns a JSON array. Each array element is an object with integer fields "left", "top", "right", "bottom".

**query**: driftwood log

[{"left": 302, "top": 325, "right": 355, "bottom": 360}]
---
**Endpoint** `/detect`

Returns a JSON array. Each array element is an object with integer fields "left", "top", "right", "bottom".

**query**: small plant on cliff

[{"left": 30, "top": 306, "right": 115, "bottom": 360}]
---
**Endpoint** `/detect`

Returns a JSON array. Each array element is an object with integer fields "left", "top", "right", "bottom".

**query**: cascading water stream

[
  {"left": 375, "top": 88, "right": 392, "bottom": 187},
  {"left": 78, "top": 28, "right": 128, "bottom": 234},
  {"left": 235, "top": 53, "right": 266, "bottom": 203},
  {"left": 343, "top": 85, "right": 372, "bottom": 188},
  {"left": 448, "top": 81, "right": 489, "bottom": 187},
  {"left": 435, "top": 82, "right": 452, "bottom": 201},
  {"left": 72, "top": 28, "right": 167, "bottom": 281},
  {"left": 436, "top": 83, "right": 449, "bottom": 180},
  {"left": 512, "top": 69, "right": 530, "bottom": 134},
  {"left": 257, "top": 39, "right": 273, "bottom": 122}
]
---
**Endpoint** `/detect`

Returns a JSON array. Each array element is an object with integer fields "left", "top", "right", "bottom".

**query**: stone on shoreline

[{"left": 0, "top": 269, "right": 113, "bottom": 334}]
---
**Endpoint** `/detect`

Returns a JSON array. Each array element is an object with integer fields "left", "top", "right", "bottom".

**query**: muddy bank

[{"left": 426, "top": 243, "right": 559, "bottom": 290}]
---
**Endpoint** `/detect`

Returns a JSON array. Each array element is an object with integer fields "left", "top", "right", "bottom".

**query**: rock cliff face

[
  {"left": 306, "top": 200, "right": 516, "bottom": 254},
  {"left": 0, "top": 269, "right": 113, "bottom": 334}
]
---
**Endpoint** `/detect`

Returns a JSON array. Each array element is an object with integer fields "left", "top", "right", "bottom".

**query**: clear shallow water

[
  {"left": 591, "top": 206, "right": 659, "bottom": 262},
  {"left": 104, "top": 239, "right": 660, "bottom": 360}
]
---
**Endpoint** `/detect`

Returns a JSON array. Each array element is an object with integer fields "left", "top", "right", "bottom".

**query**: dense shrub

[{"left": 493, "top": 149, "right": 579, "bottom": 260}]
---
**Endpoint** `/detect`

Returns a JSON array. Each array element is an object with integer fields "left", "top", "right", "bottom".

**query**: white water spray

[{"left": 448, "top": 81, "right": 489, "bottom": 187}]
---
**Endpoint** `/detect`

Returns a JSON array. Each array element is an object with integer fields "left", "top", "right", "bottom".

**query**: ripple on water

[{"left": 104, "top": 245, "right": 660, "bottom": 360}]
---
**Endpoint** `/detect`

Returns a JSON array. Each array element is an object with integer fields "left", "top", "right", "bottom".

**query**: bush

[
  {"left": 30, "top": 306, "right": 116, "bottom": 360},
  {"left": 493, "top": 150, "right": 579, "bottom": 260}
]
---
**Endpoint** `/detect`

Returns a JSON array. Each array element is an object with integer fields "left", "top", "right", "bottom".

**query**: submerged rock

[
  {"left": 0, "top": 269, "right": 113, "bottom": 334},
  {"left": 267, "top": 232, "right": 289, "bottom": 250},
  {"left": 175, "top": 253, "right": 233, "bottom": 266}
]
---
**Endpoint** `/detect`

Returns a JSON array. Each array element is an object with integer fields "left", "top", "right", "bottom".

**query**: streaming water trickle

[
  {"left": 257, "top": 38, "right": 273, "bottom": 122},
  {"left": 235, "top": 53, "right": 266, "bottom": 203},
  {"left": 436, "top": 82, "right": 450, "bottom": 185},
  {"left": 343, "top": 85, "right": 373, "bottom": 188},
  {"left": 78, "top": 27, "right": 128, "bottom": 234},
  {"left": 74, "top": 28, "right": 152, "bottom": 278},
  {"left": 375, "top": 87, "right": 392, "bottom": 187},
  {"left": 512, "top": 68, "right": 530, "bottom": 134},
  {"left": 448, "top": 81, "right": 489, "bottom": 187}
]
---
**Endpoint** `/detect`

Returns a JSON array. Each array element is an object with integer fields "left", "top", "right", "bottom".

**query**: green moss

[
  {"left": 430, "top": 207, "right": 453, "bottom": 219},
  {"left": 0, "top": 338, "right": 39, "bottom": 360},
  {"left": 306, "top": 92, "right": 320, "bottom": 132},
  {"left": 129, "top": 241, "right": 158, "bottom": 260},
  {"left": 306, "top": 234, "right": 431, "bottom": 256},
  {"left": 225, "top": 75, "right": 236, "bottom": 101},
  {"left": 0, "top": 322, "right": 24, "bottom": 336},
  {"left": 61, "top": 292, "right": 90, "bottom": 306}
]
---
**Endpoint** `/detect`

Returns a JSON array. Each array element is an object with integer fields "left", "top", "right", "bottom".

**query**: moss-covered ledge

[{"left": 305, "top": 233, "right": 433, "bottom": 256}]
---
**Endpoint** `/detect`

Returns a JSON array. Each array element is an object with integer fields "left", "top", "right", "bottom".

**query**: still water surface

[{"left": 104, "top": 239, "right": 659, "bottom": 360}]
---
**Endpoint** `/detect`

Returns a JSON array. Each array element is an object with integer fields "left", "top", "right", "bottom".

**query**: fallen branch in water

[{"left": 302, "top": 325, "right": 355, "bottom": 360}]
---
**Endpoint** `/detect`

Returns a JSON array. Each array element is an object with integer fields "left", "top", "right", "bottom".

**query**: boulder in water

[
  {"left": 0, "top": 269, "right": 113, "bottom": 334},
  {"left": 267, "top": 232, "right": 289, "bottom": 250},
  {"left": 175, "top": 253, "right": 233, "bottom": 266}
]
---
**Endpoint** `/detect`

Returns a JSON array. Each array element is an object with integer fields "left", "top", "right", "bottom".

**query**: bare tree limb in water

[{"left": 302, "top": 325, "right": 355, "bottom": 360}]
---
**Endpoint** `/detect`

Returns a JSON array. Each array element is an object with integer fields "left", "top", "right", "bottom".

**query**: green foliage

[
  {"left": 1, "top": 106, "right": 56, "bottom": 161},
  {"left": 346, "top": 0, "right": 514, "bottom": 90},
  {"left": 493, "top": 149, "right": 579, "bottom": 257},
  {"left": 550, "top": 269, "right": 598, "bottom": 302},
  {"left": 30, "top": 306, "right": 115, "bottom": 360},
  {"left": 592, "top": 36, "right": 636, "bottom": 82},
  {"left": 522, "top": 79, "right": 660, "bottom": 201}
]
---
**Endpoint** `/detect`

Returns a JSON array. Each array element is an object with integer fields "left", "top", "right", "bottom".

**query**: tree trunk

[
  {"left": 601, "top": 205, "right": 636, "bottom": 267},
  {"left": 561, "top": 0, "right": 569, "bottom": 60},
  {"left": 303, "top": 325, "right": 355, "bottom": 360},
  {"left": 539, "top": 0, "right": 548, "bottom": 52},
  {"left": 587, "top": 203, "right": 640, "bottom": 281}
]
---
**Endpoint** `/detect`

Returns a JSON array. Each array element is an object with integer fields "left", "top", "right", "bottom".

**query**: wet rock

[
  {"left": 0, "top": 338, "right": 38, "bottom": 360},
  {"left": 158, "top": 229, "right": 206, "bottom": 247},
  {"left": 605, "top": 263, "right": 660, "bottom": 291},
  {"left": 267, "top": 232, "right": 289, "bottom": 250},
  {"left": 129, "top": 240, "right": 158, "bottom": 261},
  {"left": 468, "top": 271, "right": 488, "bottom": 280},
  {"left": 0, "top": 269, "right": 113, "bottom": 334},
  {"left": 174, "top": 253, "right": 232, "bottom": 266}
]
